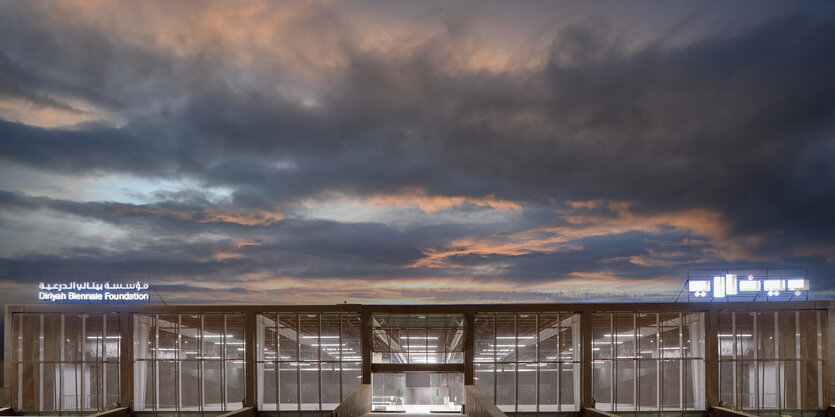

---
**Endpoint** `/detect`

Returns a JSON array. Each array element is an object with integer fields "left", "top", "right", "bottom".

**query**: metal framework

[{"left": 3, "top": 301, "right": 834, "bottom": 415}]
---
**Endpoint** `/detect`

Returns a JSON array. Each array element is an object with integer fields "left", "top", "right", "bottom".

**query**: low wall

[
  {"left": 582, "top": 408, "right": 620, "bottom": 417},
  {"left": 709, "top": 406, "right": 758, "bottom": 417},
  {"left": 86, "top": 407, "right": 132, "bottom": 417},
  {"left": 215, "top": 407, "right": 256, "bottom": 417},
  {"left": 465, "top": 385, "right": 506, "bottom": 417},
  {"left": 333, "top": 384, "right": 371, "bottom": 417}
]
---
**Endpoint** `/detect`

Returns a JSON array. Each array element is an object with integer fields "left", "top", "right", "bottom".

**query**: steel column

[
  {"left": 361, "top": 311, "right": 372, "bottom": 385},
  {"left": 119, "top": 311, "right": 133, "bottom": 409},
  {"left": 581, "top": 310, "right": 593, "bottom": 408},
  {"left": 705, "top": 309, "right": 720, "bottom": 408},
  {"left": 244, "top": 311, "right": 257, "bottom": 408},
  {"left": 465, "top": 313, "right": 474, "bottom": 386}
]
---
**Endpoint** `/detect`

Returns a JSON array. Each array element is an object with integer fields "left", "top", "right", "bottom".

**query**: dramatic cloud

[{"left": 1, "top": 0, "right": 835, "bottom": 306}]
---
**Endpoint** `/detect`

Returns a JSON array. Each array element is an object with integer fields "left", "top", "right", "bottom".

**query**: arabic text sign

[{"left": 38, "top": 281, "right": 151, "bottom": 302}]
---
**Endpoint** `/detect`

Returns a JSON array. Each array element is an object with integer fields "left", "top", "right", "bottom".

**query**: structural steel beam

[
  {"left": 464, "top": 312, "right": 475, "bottom": 386},
  {"left": 580, "top": 310, "right": 593, "bottom": 409}
]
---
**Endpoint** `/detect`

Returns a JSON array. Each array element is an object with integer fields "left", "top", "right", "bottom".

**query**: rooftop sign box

[
  {"left": 38, "top": 281, "right": 151, "bottom": 302},
  {"left": 681, "top": 267, "right": 809, "bottom": 302}
]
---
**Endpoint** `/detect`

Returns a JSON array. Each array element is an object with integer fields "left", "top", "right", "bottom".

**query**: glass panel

[
  {"left": 342, "top": 362, "right": 362, "bottom": 401},
  {"left": 760, "top": 361, "right": 779, "bottom": 409},
  {"left": 517, "top": 363, "right": 537, "bottom": 411},
  {"left": 719, "top": 361, "right": 735, "bottom": 408},
  {"left": 637, "top": 313, "right": 658, "bottom": 359},
  {"left": 540, "top": 362, "right": 559, "bottom": 411},
  {"left": 279, "top": 362, "right": 299, "bottom": 410},
  {"left": 661, "top": 359, "right": 680, "bottom": 409},
  {"left": 798, "top": 311, "right": 821, "bottom": 360},
  {"left": 105, "top": 314, "right": 121, "bottom": 361},
  {"left": 718, "top": 311, "right": 734, "bottom": 359},
  {"left": 615, "top": 359, "right": 635, "bottom": 411},
  {"left": 561, "top": 362, "right": 580, "bottom": 411},
  {"left": 684, "top": 359, "right": 705, "bottom": 410},
  {"left": 226, "top": 360, "right": 245, "bottom": 410},
  {"left": 44, "top": 314, "right": 62, "bottom": 362},
  {"left": 135, "top": 360, "right": 155, "bottom": 410},
  {"left": 407, "top": 328, "right": 427, "bottom": 364},
  {"left": 684, "top": 312, "right": 705, "bottom": 359},
  {"left": 226, "top": 314, "right": 246, "bottom": 360},
  {"left": 737, "top": 313, "right": 756, "bottom": 360},
  {"left": 446, "top": 328, "right": 464, "bottom": 363},
  {"left": 560, "top": 314, "right": 578, "bottom": 362},
  {"left": 474, "top": 315, "right": 495, "bottom": 363},
  {"left": 660, "top": 313, "right": 681, "bottom": 359},
  {"left": 260, "top": 362, "right": 277, "bottom": 410},
  {"left": 739, "top": 361, "right": 757, "bottom": 409},
  {"left": 279, "top": 314, "right": 299, "bottom": 362},
  {"left": 181, "top": 360, "right": 200, "bottom": 410},
  {"left": 300, "top": 364, "right": 319, "bottom": 410},
  {"left": 516, "top": 314, "right": 537, "bottom": 362},
  {"left": 260, "top": 314, "right": 278, "bottom": 362},
  {"left": 42, "top": 363, "right": 58, "bottom": 411},
  {"left": 593, "top": 313, "right": 612, "bottom": 359},
  {"left": 104, "top": 362, "right": 119, "bottom": 409},
  {"left": 758, "top": 312, "right": 777, "bottom": 360},
  {"left": 83, "top": 362, "right": 100, "bottom": 410},
  {"left": 781, "top": 360, "right": 799, "bottom": 410},
  {"left": 342, "top": 315, "right": 362, "bottom": 363},
  {"left": 540, "top": 313, "right": 558, "bottom": 362},
  {"left": 800, "top": 360, "right": 822, "bottom": 409},
  {"left": 495, "top": 363, "right": 515, "bottom": 412},
  {"left": 204, "top": 360, "right": 224, "bottom": 410},
  {"left": 84, "top": 314, "right": 104, "bottom": 361},
  {"left": 321, "top": 314, "right": 341, "bottom": 362},
  {"left": 593, "top": 360, "right": 612, "bottom": 411},
  {"left": 321, "top": 362, "right": 340, "bottom": 410},
  {"left": 614, "top": 313, "right": 635, "bottom": 359},
  {"left": 638, "top": 359, "right": 657, "bottom": 410},
  {"left": 495, "top": 314, "right": 515, "bottom": 363},
  {"left": 158, "top": 360, "right": 177, "bottom": 410},
  {"left": 204, "top": 314, "right": 224, "bottom": 359},
  {"left": 181, "top": 315, "right": 201, "bottom": 360},
  {"left": 65, "top": 314, "right": 83, "bottom": 362},
  {"left": 428, "top": 328, "right": 445, "bottom": 364},
  {"left": 474, "top": 363, "right": 495, "bottom": 402}
]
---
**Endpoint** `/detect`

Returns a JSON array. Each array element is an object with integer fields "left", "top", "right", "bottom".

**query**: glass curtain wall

[
  {"left": 12, "top": 313, "right": 121, "bottom": 412},
  {"left": 256, "top": 313, "right": 362, "bottom": 413},
  {"left": 473, "top": 313, "right": 581, "bottom": 413},
  {"left": 370, "top": 314, "right": 464, "bottom": 364},
  {"left": 718, "top": 310, "right": 827, "bottom": 410},
  {"left": 591, "top": 312, "right": 705, "bottom": 412},
  {"left": 133, "top": 313, "right": 245, "bottom": 411}
]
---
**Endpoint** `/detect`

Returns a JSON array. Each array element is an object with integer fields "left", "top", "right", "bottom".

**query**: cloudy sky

[{"left": 1, "top": 0, "right": 834, "bottom": 305}]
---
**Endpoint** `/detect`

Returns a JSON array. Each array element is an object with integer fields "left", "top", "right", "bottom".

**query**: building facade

[{"left": 3, "top": 301, "right": 833, "bottom": 416}]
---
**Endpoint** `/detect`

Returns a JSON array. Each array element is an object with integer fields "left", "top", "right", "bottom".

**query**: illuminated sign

[
  {"left": 38, "top": 281, "right": 150, "bottom": 302},
  {"left": 725, "top": 274, "right": 738, "bottom": 296},
  {"left": 684, "top": 269, "right": 809, "bottom": 301},
  {"left": 739, "top": 280, "right": 761, "bottom": 292}
]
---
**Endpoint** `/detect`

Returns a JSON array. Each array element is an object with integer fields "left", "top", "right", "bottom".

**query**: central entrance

[{"left": 372, "top": 372, "right": 464, "bottom": 413}]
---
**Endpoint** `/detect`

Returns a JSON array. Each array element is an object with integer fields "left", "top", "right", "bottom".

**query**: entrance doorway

[{"left": 372, "top": 372, "right": 464, "bottom": 413}]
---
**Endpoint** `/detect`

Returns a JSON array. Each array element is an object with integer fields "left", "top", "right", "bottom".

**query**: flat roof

[{"left": 5, "top": 300, "right": 833, "bottom": 315}]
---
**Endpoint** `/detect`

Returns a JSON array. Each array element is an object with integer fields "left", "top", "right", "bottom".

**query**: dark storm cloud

[{"left": 1, "top": 1, "right": 835, "bottom": 300}]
